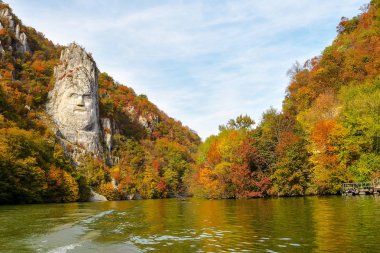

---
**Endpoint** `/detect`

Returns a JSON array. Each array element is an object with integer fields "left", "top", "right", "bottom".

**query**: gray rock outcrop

[
  {"left": 17, "top": 32, "right": 29, "bottom": 53},
  {"left": 101, "top": 118, "right": 112, "bottom": 153},
  {"left": 0, "top": 41, "right": 4, "bottom": 55},
  {"left": 89, "top": 190, "right": 107, "bottom": 202},
  {"left": 0, "top": 7, "right": 14, "bottom": 32},
  {"left": 0, "top": 6, "right": 29, "bottom": 54},
  {"left": 47, "top": 43, "right": 103, "bottom": 157},
  {"left": 0, "top": 8, "right": 10, "bottom": 19},
  {"left": 15, "top": 23, "right": 19, "bottom": 38}
]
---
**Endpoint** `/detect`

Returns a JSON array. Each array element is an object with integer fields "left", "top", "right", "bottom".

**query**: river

[{"left": 0, "top": 196, "right": 379, "bottom": 252}]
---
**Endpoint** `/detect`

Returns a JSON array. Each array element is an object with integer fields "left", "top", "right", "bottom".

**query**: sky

[{"left": 7, "top": 0, "right": 368, "bottom": 140}]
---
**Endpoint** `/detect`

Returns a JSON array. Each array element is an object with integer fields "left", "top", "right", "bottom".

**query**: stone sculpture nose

[{"left": 77, "top": 95, "right": 85, "bottom": 107}]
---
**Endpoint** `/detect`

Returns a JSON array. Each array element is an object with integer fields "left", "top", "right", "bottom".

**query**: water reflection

[{"left": 0, "top": 196, "right": 379, "bottom": 252}]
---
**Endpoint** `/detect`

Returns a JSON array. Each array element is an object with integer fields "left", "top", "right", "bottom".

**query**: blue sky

[{"left": 7, "top": 0, "right": 368, "bottom": 139}]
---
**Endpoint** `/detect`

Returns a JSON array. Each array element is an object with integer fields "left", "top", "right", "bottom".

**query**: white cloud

[{"left": 7, "top": 0, "right": 368, "bottom": 139}]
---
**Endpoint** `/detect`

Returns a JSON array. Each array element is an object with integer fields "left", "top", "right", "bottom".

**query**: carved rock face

[
  {"left": 55, "top": 67, "right": 97, "bottom": 131},
  {"left": 47, "top": 43, "right": 102, "bottom": 155}
]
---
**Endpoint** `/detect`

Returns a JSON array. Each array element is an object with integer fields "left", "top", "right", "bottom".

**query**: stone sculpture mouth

[{"left": 74, "top": 107, "right": 88, "bottom": 113}]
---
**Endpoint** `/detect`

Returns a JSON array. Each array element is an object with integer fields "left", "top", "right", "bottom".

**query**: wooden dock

[{"left": 342, "top": 178, "right": 380, "bottom": 195}]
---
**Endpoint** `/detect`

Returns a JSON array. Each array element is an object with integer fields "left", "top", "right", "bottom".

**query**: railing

[{"left": 342, "top": 178, "right": 380, "bottom": 195}]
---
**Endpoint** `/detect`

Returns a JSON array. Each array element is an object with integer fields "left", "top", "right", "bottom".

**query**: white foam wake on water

[
  {"left": 33, "top": 210, "right": 116, "bottom": 253},
  {"left": 82, "top": 210, "right": 114, "bottom": 224},
  {"left": 47, "top": 243, "right": 81, "bottom": 253}
]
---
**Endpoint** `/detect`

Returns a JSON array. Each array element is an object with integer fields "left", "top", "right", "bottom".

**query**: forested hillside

[
  {"left": 190, "top": 0, "right": 380, "bottom": 197},
  {"left": 1, "top": 0, "right": 379, "bottom": 203},
  {"left": 0, "top": 2, "right": 200, "bottom": 204}
]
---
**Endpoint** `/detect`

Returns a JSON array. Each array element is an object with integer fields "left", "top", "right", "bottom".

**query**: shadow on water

[{"left": 0, "top": 196, "right": 379, "bottom": 252}]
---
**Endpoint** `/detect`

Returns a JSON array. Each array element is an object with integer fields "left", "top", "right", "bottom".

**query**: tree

[
  {"left": 191, "top": 121, "right": 270, "bottom": 199},
  {"left": 219, "top": 115, "right": 255, "bottom": 131},
  {"left": 339, "top": 81, "right": 380, "bottom": 181}
]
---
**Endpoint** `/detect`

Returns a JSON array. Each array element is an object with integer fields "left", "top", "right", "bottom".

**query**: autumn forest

[{"left": 1, "top": 1, "right": 380, "bottom": 204}]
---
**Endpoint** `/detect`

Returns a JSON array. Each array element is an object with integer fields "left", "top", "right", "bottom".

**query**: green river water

[{"left": 0, "top": 196, "right": 379, "bottom": 253}]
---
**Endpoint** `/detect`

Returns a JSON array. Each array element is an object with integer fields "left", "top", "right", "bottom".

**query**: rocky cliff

[
  {"left": 0, "top": 6, "right": 29, "bottom": 55},
  {"left": 47, "top": 43, "right": 103, "bottom": 159}
]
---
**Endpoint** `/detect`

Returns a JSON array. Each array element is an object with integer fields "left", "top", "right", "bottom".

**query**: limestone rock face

[
  {"left": 89, "top": 190, "right": 107, "bottom": 202},
  {"left": 0, "top": 7, "right": 29, "bottom": 54},
  {"left": 0, "top": 40, "right": 4, "bottom": 55},
  {"left": 18, "top": 32, "right": 29, "bottom": 53},
  {"left": 47, "top": 43, "right": 102, "bottom": 156},
  {"left": 15, "top": 23, "right": 19, "bottom": 38},
  {"left": 0, "top": 8, "right": 14, "bottom": 31},
  {"left": 0, "top": 8, "right": 10, "bottom": 19},
  {"left": 101, "top": 118, "right": 112, "bottom": 153}
]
